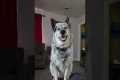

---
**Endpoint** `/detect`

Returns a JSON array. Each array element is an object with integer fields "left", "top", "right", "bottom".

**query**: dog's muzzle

[
  {"left": 60, "top": 30, "right": 67, "bottom": 41},
  {"left": 59, "top": 36, "right": 67, "bottom": 42},
  {"left": 61, "top": 30, "right": 66, "bottom": 35}
]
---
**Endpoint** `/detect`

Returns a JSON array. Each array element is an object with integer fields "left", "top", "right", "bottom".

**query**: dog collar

[{"left": 56, "top": 47, "right": 67, "bottom": 52}]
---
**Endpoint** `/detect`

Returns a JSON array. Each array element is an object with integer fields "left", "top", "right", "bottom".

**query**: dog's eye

[{"left": 57, "top": 28, "right": 60, "bottom": 30}]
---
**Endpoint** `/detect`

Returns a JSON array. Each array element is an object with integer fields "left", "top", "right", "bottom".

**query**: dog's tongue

[{"left": 61, "top": 36, "right": 67, "bottom": 41}]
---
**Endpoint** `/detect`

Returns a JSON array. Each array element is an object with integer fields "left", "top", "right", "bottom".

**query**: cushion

[{"left": 70, "top": 73, "right": 81, "bottom": 80}]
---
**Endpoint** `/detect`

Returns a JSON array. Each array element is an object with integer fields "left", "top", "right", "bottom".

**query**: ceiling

[{"left": 35, "top": 0, "right": 85, "bottom": 17}]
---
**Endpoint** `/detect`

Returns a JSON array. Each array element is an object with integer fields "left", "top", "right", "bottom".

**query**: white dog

[{"left": 50, "top": 17, "right": 73, "bottom": 80}]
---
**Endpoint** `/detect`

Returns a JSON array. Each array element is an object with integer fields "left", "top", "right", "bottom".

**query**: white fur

[{"left": 50, "top": 22, "right": 73, "bottom": 80}]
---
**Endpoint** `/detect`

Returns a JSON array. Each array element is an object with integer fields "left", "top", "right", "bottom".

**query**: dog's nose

[{"left": 61, "top": 30, "right": 66, "bottom": 35}]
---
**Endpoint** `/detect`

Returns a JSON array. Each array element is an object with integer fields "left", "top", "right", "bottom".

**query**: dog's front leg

[
  {"left": 64, "top": 68, "right": 69, "bottom": 80},
  {"left": 64, "top": 59, "right": 73, "bottom": 80},
  {"left": 53, "top": 70, "right": 58, "bottom": 80},
  {"left": 52, "top": 70, "right": 59, "bottom": 80},
  {"left": 52, "top": 72, "right": 58, "bottom": 80},
  {"left": 64, "top": 64, "right": 72, "bottom": 80},
  {"left": 54, "top": 76, "right": 58, "bottom": 80},
  {"left": 50, "top": 63, "right": 58, "bottom": 80}
]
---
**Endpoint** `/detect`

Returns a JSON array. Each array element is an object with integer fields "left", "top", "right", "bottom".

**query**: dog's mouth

[{"left": 59, "top": 35, "right": 67, "bottom": 42}]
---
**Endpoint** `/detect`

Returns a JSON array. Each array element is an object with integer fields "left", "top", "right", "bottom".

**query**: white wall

[{"left": 35, "top": 8, "right": 85, "bottom": 61}]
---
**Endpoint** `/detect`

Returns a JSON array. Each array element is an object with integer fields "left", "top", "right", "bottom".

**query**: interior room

[
  {"left": 1, "top": 0, "right": 120, "bottom": 80},
  {"left": 34, "top": 0, "right": 86, "bottom": 80}
]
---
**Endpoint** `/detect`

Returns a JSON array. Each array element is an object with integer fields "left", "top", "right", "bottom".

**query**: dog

[{"left": 50, "top": 17, "right": 73, "bottom": 80}]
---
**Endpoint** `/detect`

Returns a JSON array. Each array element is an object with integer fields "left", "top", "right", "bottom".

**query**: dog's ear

[
  {"left": 65, "top": 17, "right": 71, "bottom": 27},
  {"left": 65, "top": 17, "right": 69, "bottom": 24},
  {"left": 51, "top": 18, "right": 58, "bottom": 31}
]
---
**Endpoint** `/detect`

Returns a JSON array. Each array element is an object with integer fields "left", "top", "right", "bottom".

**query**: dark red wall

[
  {"left": 35, "top": 14, "right": 42, "bottom": 45},
  {"left": 0, "top": 0, "right": 17, "bottom": 47}
]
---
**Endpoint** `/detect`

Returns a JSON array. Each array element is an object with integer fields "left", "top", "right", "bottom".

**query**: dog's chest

[
  {"left": 51, "top": 48, "right": 70, "bottom": 64},
  {"left": 58, "top": 52, "right": 68, "bottom": 63},
  {"left": 53, "top": 50, "right": 69, "bottom": 72},
  {"left": 55, "top": 50, "right": 68, "bottom": 61}
]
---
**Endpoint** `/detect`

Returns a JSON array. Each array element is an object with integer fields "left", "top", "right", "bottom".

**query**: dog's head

[{"left": 51, "top": 17, "right": 71, "bottom": 48}]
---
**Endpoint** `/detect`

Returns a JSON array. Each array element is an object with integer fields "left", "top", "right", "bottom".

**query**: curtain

[
  {"left": 35, "top": 14, "right": 42, "bottom": 45},
  {"left": 0, "top": 0, "right": 17, "bottom": 47}
]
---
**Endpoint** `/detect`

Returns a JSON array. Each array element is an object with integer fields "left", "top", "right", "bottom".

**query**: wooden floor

[{"left": 34, "top": 61, "right": 87, "bottom": 80}]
